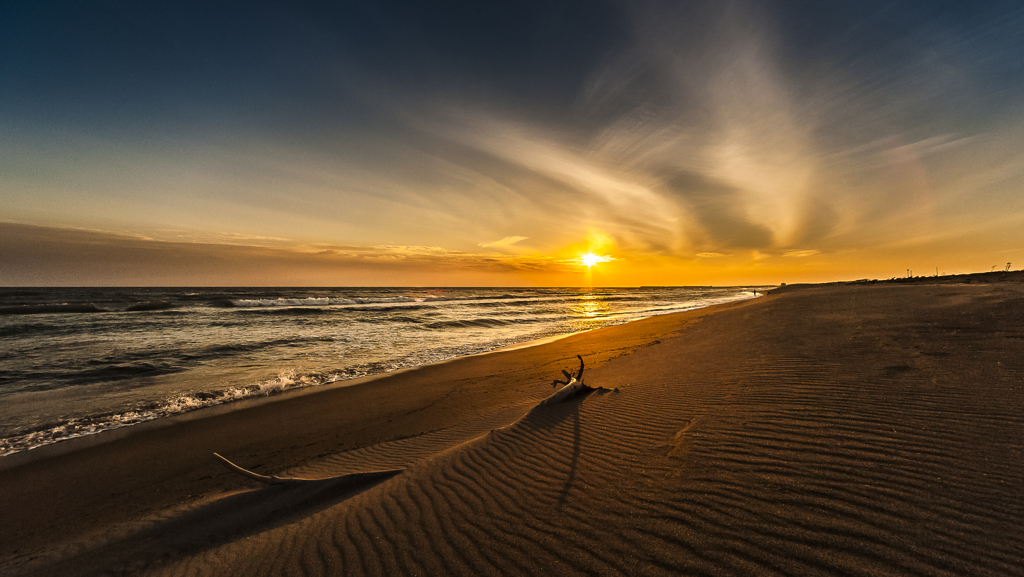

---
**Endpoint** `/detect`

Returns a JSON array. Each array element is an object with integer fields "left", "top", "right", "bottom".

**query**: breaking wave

[{"left": 0, "top": 369, "right": 343, "bottom": 457}]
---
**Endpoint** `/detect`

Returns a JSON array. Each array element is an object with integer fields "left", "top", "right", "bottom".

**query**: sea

[{"left": 0, "top": 286, "right": 765, "bottom": 457}]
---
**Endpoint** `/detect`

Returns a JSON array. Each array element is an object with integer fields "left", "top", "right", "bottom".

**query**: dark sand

[{"left": 2, "top": 277, "right": 1023, "bottom": 576}]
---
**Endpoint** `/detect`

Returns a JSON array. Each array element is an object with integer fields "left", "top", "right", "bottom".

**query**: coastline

[
  {"left": 4, "top": 278, "right": 1024, "bottom": 576},
  {"left": 0, "top": 287, "right": 762, "bottom": 460},
  {"left": 0, "top": 291, "right": 760, "bottom": 469},
  {"left": 0, "top": 296, "right": 750, "bottom": 571}
]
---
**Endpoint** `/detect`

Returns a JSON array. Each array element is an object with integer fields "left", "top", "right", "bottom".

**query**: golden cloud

[
  {"left": 479, "top": 236, "right": 529, "bottom": 248},
  {"left": 783, "top": 250, "right": 821, "bottom": 258}
]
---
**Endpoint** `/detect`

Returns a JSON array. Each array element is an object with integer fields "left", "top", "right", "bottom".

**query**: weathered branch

[
  {"left": 213, "top": 452, "right": 402, "bottom": 486},
  {"left": 214, "top": 452, "right": 299, "bottom": 484},
  {"left": 552, "top": 355, "right": 586, "bottom": 388}
]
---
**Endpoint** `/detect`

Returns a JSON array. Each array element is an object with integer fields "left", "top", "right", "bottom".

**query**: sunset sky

[{"left": 3, "top": 0, "right": 1023, "bottom": 286}]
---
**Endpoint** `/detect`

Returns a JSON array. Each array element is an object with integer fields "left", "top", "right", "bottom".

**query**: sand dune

[{"left": 4, "top": 279, "right": 1024, "bottom": 575}]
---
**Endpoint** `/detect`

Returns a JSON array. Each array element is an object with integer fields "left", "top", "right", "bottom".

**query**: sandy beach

[{"left": 3, "top": 276, "right": 1024, "bottom": 576}]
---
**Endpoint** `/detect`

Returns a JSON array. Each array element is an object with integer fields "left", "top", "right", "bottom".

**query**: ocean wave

[
  {"left": 125, "top": 301, "right": 177, "bottom": 312},
  {"left": 233, "top": 297, "right": 335, "bottom": 307},
  {"left": 0, "top": 303, "right": 107, "bottom": 315},
  {"left": 424, "top": 293, "right": 524, "bottom": 302},
  {"left": 0, "top": 322, "right": 66, "bottom": 338},
  {"left": 74, "top": 361, "right": 186, "bottom": 382},
  {"left": 0, "top": 300, "right": 207, "bottom": 315},
  {"left": 448, "top": 293, "right": 652, "bottom": 308},
  {"left": 347, "top": 304, "right": 435, "bottom": 312},
  {"left": 236, "top": 307, "right": 333, "bottom": 315},
  {"left": 207, "top": 293, "right": 663, "bottom": 312},
  {"left": 17, "top": 336, "right": 338, "bottom": 387},
  {"left": 458, "top": 298, "right": 550, "bottom": 308},
  {"left": 180, "top": 336, "right": 337, "bottom": 361},
  {"left": 349, "top": 296, "right": 422, "bottom": 305},
  {"left": 363, "top": 316, "right": 423, "bottom": 324},
  {"left": 424, "top": 318, "right": 519, "bottom": 329},
  {"left": 229, "top": 296, "right": 423, "bottom": 308},
  {"left": 0, "top": 368, "right": 354, "bottom": 457}
]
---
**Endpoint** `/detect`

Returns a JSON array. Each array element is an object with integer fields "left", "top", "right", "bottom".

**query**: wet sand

[{"left": 3, "top": 277, "right": 1023, "bottom": 576}]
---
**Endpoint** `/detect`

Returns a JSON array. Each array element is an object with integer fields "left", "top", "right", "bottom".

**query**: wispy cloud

[
  {"left": 479, "top": 236, "right": 529, "bottom": 249},
  {"left": 383, "top": 0, "right": 1024, "bottom": 266},
  {"left": 783, "top": 250, "right": 821, "bottom": 258},
  {"left": 391, "top": 2, "right": 825, "bottom": 257}
]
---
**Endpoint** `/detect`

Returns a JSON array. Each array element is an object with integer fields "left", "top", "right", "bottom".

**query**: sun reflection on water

[{"left": 568, "top": 294, "right": 613, "bottom": 331}]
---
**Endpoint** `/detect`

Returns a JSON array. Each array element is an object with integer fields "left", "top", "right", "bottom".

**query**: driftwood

[
  {"left": 540, "top": 355, "right": 593, "bottom": 406},
  {"left": 213, "top": 452, "right": 306, "bottom": 485},
  {"left": 213, "top": 452, "right": 402, "bottom": 486},
  {"left": 551, "top": 355, "right": 585, "bottom": 388}
]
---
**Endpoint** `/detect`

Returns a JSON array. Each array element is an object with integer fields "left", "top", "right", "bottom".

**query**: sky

[{"left": 2, "top": 0, "right": 1023, "bottom": 286}]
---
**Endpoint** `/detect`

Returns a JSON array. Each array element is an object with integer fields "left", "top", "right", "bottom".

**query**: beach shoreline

[
  {"left": 0, "top": 295, "right": 750, "bottom": 571},
  {"left": 0, "top": 292, "right": 761, "bottom": 471},
  {"left": 4, "top": 277, "right": 1024, "bottom": 576},
  {"left": 0, "top": 286, "right": 763, "bottom": 460}
]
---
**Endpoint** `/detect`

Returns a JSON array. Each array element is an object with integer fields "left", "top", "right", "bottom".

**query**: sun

[{"left": 579, "top": 253, "right": 612, "bottom": 267}]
